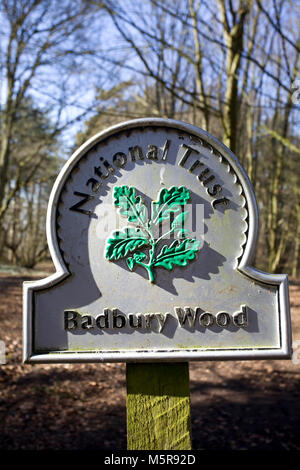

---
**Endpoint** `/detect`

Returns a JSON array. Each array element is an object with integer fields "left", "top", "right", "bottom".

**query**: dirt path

[{"left": 0, "top": 274, "right": 299, "bottom": 450}]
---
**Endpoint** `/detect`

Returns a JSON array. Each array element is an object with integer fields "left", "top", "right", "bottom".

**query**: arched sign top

[
  {"left": 23, "top": 118, "right": 292, "bottom": 363},
  {"left": 47, "top": 119, "right": 258, "bottom": 278}
]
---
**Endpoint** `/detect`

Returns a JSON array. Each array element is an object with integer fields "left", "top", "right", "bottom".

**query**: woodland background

[{"left": 0, "top": 0, "right": 299, "bottom": 275}]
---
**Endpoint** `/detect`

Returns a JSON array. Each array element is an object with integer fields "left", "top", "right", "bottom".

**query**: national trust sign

[{"left": 23, "top": 119, "right": 292, "bottom": 363}]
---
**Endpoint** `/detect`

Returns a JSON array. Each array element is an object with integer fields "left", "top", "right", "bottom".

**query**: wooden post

[{"left": 126, "top": 362, "right": 192, "bottom": 450}]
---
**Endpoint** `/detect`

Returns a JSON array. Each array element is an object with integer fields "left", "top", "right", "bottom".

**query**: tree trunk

[{"left": 218, "top": 0, "right": 249, "bottom": 153}]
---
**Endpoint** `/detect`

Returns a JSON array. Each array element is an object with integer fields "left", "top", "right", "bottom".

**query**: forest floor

[{"left": 0, "top": 266, "right": 299, "bottom": 451}]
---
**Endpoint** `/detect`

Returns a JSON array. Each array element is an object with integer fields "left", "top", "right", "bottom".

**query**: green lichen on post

[{"left": 126, "top": 363, "right": 192, "bottom": 450}]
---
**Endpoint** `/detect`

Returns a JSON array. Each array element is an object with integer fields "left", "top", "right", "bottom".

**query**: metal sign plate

[{"left": 23, "top": 119, "right": 292, "bottom": 363}]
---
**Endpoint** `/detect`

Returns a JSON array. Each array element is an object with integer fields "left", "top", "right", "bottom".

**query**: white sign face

[{"left": 23, "top": 119, "right": 292, "bottom": 363}]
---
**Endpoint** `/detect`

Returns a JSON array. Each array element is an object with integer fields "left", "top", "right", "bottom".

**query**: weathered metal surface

[{"left": 23, "top": 118, "right": 292, "bottom": 362}]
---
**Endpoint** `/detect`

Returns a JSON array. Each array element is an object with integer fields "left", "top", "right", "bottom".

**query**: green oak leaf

[
  {"left": 127, "top": 252, "right": 147, "bottom": 271},
  {"left": 105, "top": 227, "right": 150, "bottom": 261},
  {"left": 126, "top": 257, "right": 135, "bottom": 271},
  {"left": 133, "top": 252, "right": 147, "bottom": 262},
  {"left": 153, "top": 238, "right": 202, "bottom": 270},
  {"left": 151, "top": 186, "right": 190, "bottom": 224},
  {"left": 113, "top": 186, "right": 147, "bottom": 224}
]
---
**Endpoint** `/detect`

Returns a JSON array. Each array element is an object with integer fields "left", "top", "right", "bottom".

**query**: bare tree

[{"left": 0, "top": 0, "right": 104, "bottom": 221}]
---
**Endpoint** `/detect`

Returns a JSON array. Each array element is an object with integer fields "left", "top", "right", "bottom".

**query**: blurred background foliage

[{"left": 0, "top": 0, "right": 299, "bottom": 274}]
